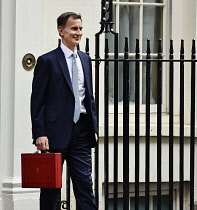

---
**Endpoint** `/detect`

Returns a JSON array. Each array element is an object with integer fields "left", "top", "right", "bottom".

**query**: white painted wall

[
  {"left": 0, "top": 0, "right": 2, "bottom": 207},
  {"left": 43, "top": 0, "right": 101, "bottom": 54},
  {"left": 0, "top": 0, "right": 196, "bottom": 209},
  {"left": 0, "top": 0, "right": 44, "bottom": 209},
  {"left": 0, "top": 0, "right": 101, "bottom": 209}
]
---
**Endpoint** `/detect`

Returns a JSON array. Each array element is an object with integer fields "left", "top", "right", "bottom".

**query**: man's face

[{"left": 58, "top": 17, "right": 83, "bottom": 51}]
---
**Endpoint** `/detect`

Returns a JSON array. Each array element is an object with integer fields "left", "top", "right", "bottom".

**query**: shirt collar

[{"left": 60, "top": 41, "right": 78, "bottom": 58}]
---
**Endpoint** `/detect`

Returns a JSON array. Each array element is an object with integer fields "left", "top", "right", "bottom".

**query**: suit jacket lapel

[
  {"left": 77, "top": 51, "right": 90, "bottom": 91},
  {"left": 55, "top": 47, "right": 73, "bottom": 93}
]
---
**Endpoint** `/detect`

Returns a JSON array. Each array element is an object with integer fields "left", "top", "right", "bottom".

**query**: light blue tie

[{"left": 72, "top": 53, "right": 80, "bottom": 123}]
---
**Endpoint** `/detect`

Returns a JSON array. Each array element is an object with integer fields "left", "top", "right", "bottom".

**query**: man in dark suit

[{"left": 31, "top": 12, "right": 98, "bottom": 210}]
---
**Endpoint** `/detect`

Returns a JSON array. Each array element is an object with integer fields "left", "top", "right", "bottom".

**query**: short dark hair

[{"left": 57, "top": 12, "right": 82, "bottom": 28}]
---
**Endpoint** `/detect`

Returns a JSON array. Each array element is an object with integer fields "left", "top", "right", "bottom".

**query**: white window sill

[{"left": 98, "top": 113, "right": 197, "bottom": 137}]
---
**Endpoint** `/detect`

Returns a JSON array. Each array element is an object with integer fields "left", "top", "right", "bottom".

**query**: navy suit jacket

[{"left": 31, "top": 47, "right": 98, "bottom": 149}]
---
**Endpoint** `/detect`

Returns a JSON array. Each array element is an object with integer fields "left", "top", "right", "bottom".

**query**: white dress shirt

[{"left": 60, "top": 42, "right": 86, "bottom": 114}]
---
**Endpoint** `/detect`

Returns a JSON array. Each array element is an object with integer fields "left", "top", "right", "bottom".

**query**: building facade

[{"left": 0, "top": 0, "right": 197, "bottom": 209}]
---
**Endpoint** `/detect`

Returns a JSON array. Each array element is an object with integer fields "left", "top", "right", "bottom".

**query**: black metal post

[
  {"left": 85, "top": 38, "right": 89, "bottom": 55},
  {"left": 190, "top": 39, "right": 196, "bottom": 210},
  {"left": 113, "top": 32, "right": 119, "bottom": 210},
  {"left": 179, "top": 39, "right": 185, "bottom": 210},
  {"left": 123, "top": 37, "right": 130, "bottom": 210},
  {"left": 95, "top": 1, "right": 115, "bottom": 208},
  {"left": 169, "top": 39, "right": 174, "bottom": 210},
  {"left": 135, "top": 39, "right": 140, "bottom": 210},
  {"left": 157, "top": 40, "right": 162, "bottom": 210},
  {"left": 94, "top": 32, "right": 101, "bottom": 208},
  {"left": 104, "top": 38, "right": 109, "bottom": 210},
  {"left": 145, "top": 40, "right": 151, "bottom": 210}
]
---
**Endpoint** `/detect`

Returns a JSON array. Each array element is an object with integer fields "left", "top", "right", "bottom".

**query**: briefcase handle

[{"left": 35, "top": 150, "right": 50, "bottom": 154}]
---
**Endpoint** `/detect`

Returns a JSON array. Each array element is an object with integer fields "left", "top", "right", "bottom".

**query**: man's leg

[
  {"left": 40, "top": 188, "right": 61, "bottom": 210},
  {"left": 40, "top": 149, "right": 65, "bottom": 210},
  {"left": 67, "top": 114, "right": 97, "bottom": 210}
]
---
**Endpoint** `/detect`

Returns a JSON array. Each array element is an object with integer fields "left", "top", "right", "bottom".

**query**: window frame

[
  {"left": 107, "top": 0, "right": 170, "bottom": 114},
  {"left": 107, "top": 182, "right": 179, "bottom": 209}
]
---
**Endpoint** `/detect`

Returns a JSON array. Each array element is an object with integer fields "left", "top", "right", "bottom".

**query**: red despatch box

[{"left": 21, "top": 153, "right": 62, "bottom": 188}]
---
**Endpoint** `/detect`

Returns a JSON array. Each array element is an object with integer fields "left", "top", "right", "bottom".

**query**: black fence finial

[
  {"left": 85, "top": 38, "right": 90, "bottom": 55},
  {"left": 180, "top": 39, "right": 184, "bottom": 55},
  {"left": 147, "top": 39, "right": 151, "bottom": 56},
  {"left": 135, "top": 39, "right": 140, "bottom": 55},
  {"left": 170, "top": 39, "right": 174, "bottom": 56},
  {"left": 192, "top": 39, "right": 196, "bottom": 55},
  {"left": 158, "top": 39, "right": 162, "bottom": 55},
  {"left": 124, "top": 37, "right": 129, "bottom": 56}
]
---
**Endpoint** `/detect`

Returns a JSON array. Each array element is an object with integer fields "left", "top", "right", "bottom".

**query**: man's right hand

[{"left": 35, "top": 136, "right": 49, "bottom": 151}]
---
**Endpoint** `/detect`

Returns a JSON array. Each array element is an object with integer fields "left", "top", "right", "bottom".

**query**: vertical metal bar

[
  {"left": 169, "top": 39, "right": 174, "bottom": 210},
  {"left": 157, "top": 40, "right": 162, "bottom": 210},
  {"left": 96, "top": 1, "right": 114, "bottom": 208},
  {"left": 190, "top": 39, "right": 196, "bottom": 210},
  {"left": 113, "top": 32, "right": 119, "bottom": 210},
  {"left": 94, "top": 32, "right": 101, "bottom": 208},
  {"left": 179, "top": 39, "right": 184, "bottom": 210},
  {"left": 104, "top": 38, "right": 109, "bottom": 210},
  {"left": 123, "top": 37, "right": 130, "bottom": 210},
  {"left": 108, "top": 0, "right": 113, "bottom": 23},
  {"left": 85, "top": 38, "right": 89, "bottom": 55},
  {"left": 145, "top": 39, "right": 151, "bottom": 210},
  {"left": 135, "top": 39, "right": 140, "bottom": 210}
]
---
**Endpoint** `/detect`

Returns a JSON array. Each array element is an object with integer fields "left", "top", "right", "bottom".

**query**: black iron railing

[
  {"left": 59, "top": 41, "right": 196, "bottom": 210},
  {"left": 92, "top": 38, "right": 196, "bottom": 210},
  {"left": 58, "top": 0, "right": 196, "bottom": 209}
]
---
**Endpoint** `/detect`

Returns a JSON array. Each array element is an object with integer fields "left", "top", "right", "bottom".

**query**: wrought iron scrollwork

[{"left": 100, "top": 0, "right": 114, "bottom": 33}]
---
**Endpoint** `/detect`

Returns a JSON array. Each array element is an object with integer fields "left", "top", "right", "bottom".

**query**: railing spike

[
  {"left": 147, "top": 39, "right": 151, "bottom": 55},
  {"left": 192, "top": 39, "right": 196, "bottom": 55},
  {"left": 180, "top": 39, "right": 184, "bottom": 55},
  {"left": 135, "top": 39, "right": 140, "bottom": 54},
  {"left": 85, "top": 38, "right": 90, "bottom": 55},
  {"left": 158, "top": 39, "right": 162, "bottom": 54},
  {"left": 124, "top": 37, "right": 129, "bottom": 54},
  {"left": 170, "top": 39, "right": 174, "bottom": 55}
]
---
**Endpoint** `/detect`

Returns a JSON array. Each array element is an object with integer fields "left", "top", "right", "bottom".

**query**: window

[
  {"left": 107, "top": 0, "right": 168, "bottom": 111},
  {"left": 108, "top": 195, "right": 169, "bottom": 209}
]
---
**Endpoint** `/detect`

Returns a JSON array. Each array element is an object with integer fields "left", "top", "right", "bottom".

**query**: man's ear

[{"left": 58, "top": 26, "right": 63, "bottom": 36}]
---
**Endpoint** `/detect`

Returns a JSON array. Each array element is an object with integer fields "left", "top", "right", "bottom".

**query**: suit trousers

[{"left": 40, "top": 114, "right": 97, "bottom": 210}]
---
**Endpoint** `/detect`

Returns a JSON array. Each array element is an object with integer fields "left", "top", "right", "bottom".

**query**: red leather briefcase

[{"left": 21, "top": 152, "right": 62, "bottom": 188}]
